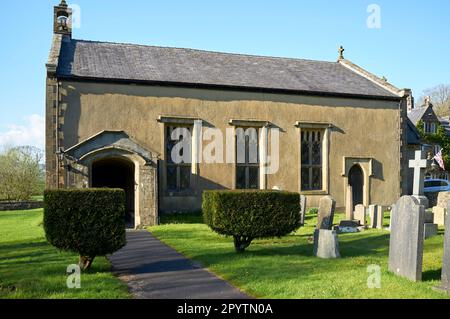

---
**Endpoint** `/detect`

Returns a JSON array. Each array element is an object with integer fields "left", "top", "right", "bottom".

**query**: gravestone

[
  {"left": 313, "top": 229, "right": 340, "bottom": 259},
  {"left": 423, "top": 211, "right": 438, "bottom": 239},
  {"left": 354, "top": 204, "right": 366, "bottom": 226},
  {"left": 437, "top": 192, "right": 450, "bottom": 209},
  {"left": 388, "top": 196, "right": 425, "bottom": 282},
  {"left": 368, "top": 205, "right": 384, "bottom": 229},
  {"left": 316, "top": 196, "right": 336, "bottom": 230},
  {"left": 435, "top": 201, "right": 450, "bottom": 293},
  {"left": 424, "top": 223, "right": 438, "bottom": 239},
  {"left": 300, "top": 195, "right": 307, "bottom": 226},
  {"left": 424, "top": 211, "right": 434, "bottom": 223},
  {"left": 345, "top": 185, "right": 354, "bottom": 220},
  {"left": 409, "top": 150, "right": 431, "bottom": 208},
  {"left": 375, "top": 206, "right": 384, "bottom": 229},
  {"left": 433, "top": 206, "right": 447, "bottom": 226}
]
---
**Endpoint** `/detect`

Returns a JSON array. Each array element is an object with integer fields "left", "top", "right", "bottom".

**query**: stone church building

[{"left": 46, "top": 1, "right": 413, "bottom": 228}]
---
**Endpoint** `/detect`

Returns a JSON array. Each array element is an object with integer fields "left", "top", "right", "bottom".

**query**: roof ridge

[{"left": 71, "top": 38, "right": 338, "bottom": 65}]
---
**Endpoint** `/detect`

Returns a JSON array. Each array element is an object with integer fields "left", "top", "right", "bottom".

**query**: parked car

[{"left": 424, "top": 179, "right": 450, "bottom": 193}]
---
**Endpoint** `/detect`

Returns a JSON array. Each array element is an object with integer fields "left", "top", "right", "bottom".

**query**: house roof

[
  {"left": 407, "top": 107, "right": 428, "bottom": 125},
  {"left": 407, "top": 104, "right": 440, "bottom": 125},
  {"left": 55, "top": 38, "right": 400, "bottom": 99},
  {"left": 406, "top": 118, "right": 422, "bottom": 145}
]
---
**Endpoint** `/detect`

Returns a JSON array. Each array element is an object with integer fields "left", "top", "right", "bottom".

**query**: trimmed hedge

[
  {"left": 203, "top": 190, "right": 301, "bottom": 252},
  {"left": 44, "top": 189, "right": 127, "bottom": 269}
]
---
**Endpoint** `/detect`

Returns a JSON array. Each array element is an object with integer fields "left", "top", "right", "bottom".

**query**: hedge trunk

[
  {"left": 79, "top": 256, "right": 95, "bottom": 270},
  {"left": 233, "top": 236, "right": 253, "bottom": 253}
]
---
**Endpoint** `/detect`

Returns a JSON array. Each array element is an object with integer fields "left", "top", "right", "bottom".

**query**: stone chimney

[
  {"left": 403, "top": 89, "right": 414, "bottom": 113},
  {"left": 53, "top": 0, "right": 72, "bottom": 37}
]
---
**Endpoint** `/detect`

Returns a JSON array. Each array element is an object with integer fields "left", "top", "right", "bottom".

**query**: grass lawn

[
  {"left": 0, "top": 209, "right": 130, "bottom": 299},
  {"left": 150, "top": 212, "right": 450, "bottom": 299}
]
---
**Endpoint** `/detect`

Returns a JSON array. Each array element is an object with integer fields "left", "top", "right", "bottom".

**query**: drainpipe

[{"left": 55, "top": 81, "right": 60, "bottom": 188}]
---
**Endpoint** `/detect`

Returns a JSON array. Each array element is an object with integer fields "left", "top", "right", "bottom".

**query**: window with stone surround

[
  {"left": 165, "top": 125, "right": 192, "bottom": 192},
  {"left": 235, "top": 127, "right": 260, "bottom": 190},
  {"left": 301, "top": 130, "right": 323, "bottom": 191}
]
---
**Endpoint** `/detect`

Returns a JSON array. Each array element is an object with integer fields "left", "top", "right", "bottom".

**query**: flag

[{"left": 433, "top": 149, "right": 446, "bottom": 171}]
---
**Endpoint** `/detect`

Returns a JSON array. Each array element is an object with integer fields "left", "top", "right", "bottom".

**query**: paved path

[{"left": 109, "top": 230, "right": 250, "bottom": 299}]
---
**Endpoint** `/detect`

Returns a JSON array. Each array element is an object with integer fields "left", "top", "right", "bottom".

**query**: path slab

[{"left": 109, "top": 230, "right": 250, "bottom": 299}]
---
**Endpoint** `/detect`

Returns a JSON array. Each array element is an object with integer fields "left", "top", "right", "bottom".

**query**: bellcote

[{"left": 53, "top": 0, "right": 72, "bottom": 37}]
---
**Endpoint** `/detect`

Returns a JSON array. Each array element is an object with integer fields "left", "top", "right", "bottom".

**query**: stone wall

[
  {"left": 425, "top": 192, "right": 439, "bottom": 208},
  {"left": 0, "top": 201, "right": 44, "bottom": 212}
]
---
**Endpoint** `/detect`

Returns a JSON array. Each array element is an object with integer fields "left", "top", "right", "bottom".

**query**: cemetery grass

[
  {"left": 149, "top": 212, "right": 450, "bottom": 299},
  {"left": 0, "top": 209, "right": 130, "bottom": 299}
]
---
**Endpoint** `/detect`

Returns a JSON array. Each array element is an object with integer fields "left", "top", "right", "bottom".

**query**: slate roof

[
  {"left": 406, "top": 118, "right": 422, "bottom": 145},
  {"left": 56, "top": 39, "right": 399, "bottom": 99},
  {"left": 407, "top": 107, "right": 428, "bottom": 125},
  {"left": 408, "top": 105, "right": 440, "bottom": 125}
]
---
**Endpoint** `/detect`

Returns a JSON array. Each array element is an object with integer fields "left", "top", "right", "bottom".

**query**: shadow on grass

[
  {"left": 190, "top": 231, "right": 391, "bottom": 267},
  {"left": 423, "top": 268, "right": 442, "bottom": 282}
]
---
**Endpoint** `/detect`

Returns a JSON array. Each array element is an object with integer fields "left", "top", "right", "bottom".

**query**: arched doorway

[
  {"left": 92, "top": 157, "right": 135, "bottom": 228},
  {"left": 349, "top": 164, "right": 364, "bottom": 211}
]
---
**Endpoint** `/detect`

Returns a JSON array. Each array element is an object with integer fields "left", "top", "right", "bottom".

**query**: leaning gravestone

[
  {"left": 354, "top": 204, "right": 366, "bottom": 226},
  {"left": 435, "top": 201, "right": 450, "bottom": 293},
  {"left": 314, "top": 196, "right": 340, "bottom": 258},
  {"left": 300, "top": 195, "right": 307, "bottom": 226},
  {"left": 316, "top": 196, "right": 336, "bottom": 230},
  {"left": 388, "top": 196, "right": 425, "bottom": 282}
]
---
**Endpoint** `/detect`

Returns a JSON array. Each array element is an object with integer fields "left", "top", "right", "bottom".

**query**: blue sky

[{"left": 0, "top": 0, "right": 449, "bottom": 149}]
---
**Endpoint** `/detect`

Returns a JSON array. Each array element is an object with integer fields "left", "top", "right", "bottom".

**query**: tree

[
  {"left": 418, "top": 84, "right": 450, "bottom": 117},
  {"left": 417, "top": 120, "right": 450, "bottom": 170},
  {"left": 44, "top": 189, "right": 126, "bottom": 270},
  {"left": 0, "top": 146, "right": 44, "bottom": 201}
]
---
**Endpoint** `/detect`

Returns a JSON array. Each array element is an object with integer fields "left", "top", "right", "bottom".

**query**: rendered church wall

[{"left": 56, "top": 81, "right": 402, "bottom": 211}]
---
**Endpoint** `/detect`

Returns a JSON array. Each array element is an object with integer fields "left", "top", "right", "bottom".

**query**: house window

[
  {"left": 434, "top": 145, "right": 441, "bottom": 155},
  {"left": 236, "top": 127, "right": 259, "bottom": 189},
  {"left": 425, "top": 122, "right": 437, "bottom": 134},
  {"left": 166, "top": 126, "right": 192, "bottom": 192},
  {"left": 301, "top": 130, "right": 323, "bottom": 191}
]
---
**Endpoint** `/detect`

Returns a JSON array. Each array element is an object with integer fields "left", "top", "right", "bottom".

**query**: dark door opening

[
  {"left": 92, "top": 157, "right": 135, "bottom": 228},
  {"left": 348, "top": 165, "right": 364, "bottom": 211}
]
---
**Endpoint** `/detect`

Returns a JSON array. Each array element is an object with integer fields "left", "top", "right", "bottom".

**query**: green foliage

[
  {"left": 0, "top": 209, "right": 130, "bottom": 299},
  {"left": 0, "top": 146, "right": 44, "bottom": 201},
  {"left": 202, "top": 190, "right": 301, "bottom": 252},
  {"left": 417, "top": 120, "right": 450, "bottom": 169},
  {"left": 43, "top": 189, "right": 126, "bottom": 269},
  {"left": 149, "top": 213, "right": 450, "bottom": 299}
]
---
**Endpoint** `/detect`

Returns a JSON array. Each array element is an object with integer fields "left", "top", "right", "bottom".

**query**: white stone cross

[{"left": 409, "top": 150, "right": 428, "bottom": 196}]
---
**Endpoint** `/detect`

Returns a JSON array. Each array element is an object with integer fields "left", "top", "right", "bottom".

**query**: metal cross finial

[{"left": 338, "top": 46, "right": 345, "bottom": 60}]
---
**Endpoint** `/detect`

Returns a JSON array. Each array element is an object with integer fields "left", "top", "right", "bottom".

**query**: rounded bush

[
  {"left": 44, "top": 189, "right": 127, "bottom": 269},
  {"left": 203, "top": 190, "right": 301, "bottom": 252}
]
